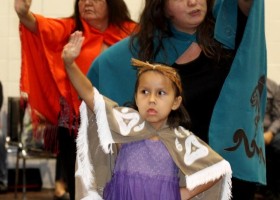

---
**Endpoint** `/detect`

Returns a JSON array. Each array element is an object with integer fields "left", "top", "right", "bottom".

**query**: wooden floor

[
  {"left": 0, "top": 189, "right": 54, "bottom": 200},
  {"left": 0, "top": 190, "right": 268, "bottom": 200}
]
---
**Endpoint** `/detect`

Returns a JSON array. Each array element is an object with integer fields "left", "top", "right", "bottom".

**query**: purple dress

[{"left": 103, "top": 139, "right": 181, "bottom": 200}]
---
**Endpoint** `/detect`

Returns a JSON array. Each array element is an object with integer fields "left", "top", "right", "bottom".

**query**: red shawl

[{"left": 20, "top": 14, "right": 136, "bottom": 125}]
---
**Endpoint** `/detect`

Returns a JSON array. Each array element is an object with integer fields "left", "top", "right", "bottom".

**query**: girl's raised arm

[{"left": 62, "top": 31, "right": 95, "bottom": 111}]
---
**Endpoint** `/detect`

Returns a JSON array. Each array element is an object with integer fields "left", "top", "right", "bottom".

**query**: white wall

[{"left": 265, "top": 0, "right": 280, "bottom": 83}]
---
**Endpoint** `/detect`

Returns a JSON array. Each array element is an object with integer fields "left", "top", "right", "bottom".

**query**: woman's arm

[
  {"left": 14, "top": 0, "right": 37, "bottom": 32},
  {"left": 62, "top": 31, "right": 95, "bottom": 110},
  {"left": 180, "top": 178, "right": 220, "bottom": 200},
  {"left": 14, "top": 0, "right": 37, "bottom": 33},
  {"left": 238, "top": 0, "right": 253, "bottom": 16}
]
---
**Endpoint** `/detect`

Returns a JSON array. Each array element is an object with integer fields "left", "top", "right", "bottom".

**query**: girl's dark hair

[
  {"left": 126, "top": 70, "right": 191, "bottom": 130},
  {"left": 130, "top": 0, "right": 227, "bottom": 62},
  {"left": 72, "top": 0, "right": 134, "bottom": 33}
]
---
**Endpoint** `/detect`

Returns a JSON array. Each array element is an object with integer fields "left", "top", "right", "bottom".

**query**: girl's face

[
  {"left": 78, "top": 0, "right": 108, "bottom": 24},
  {"left": 165, "top": 0, "right": 207, "bottom": 34},
  {"left": 135, "top": 71, "right": 182, "bottom": 130}
]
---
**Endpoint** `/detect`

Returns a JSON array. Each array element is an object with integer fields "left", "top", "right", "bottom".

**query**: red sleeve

[{"left": 20, "top": 16, "right": 136, "bottom": 125}]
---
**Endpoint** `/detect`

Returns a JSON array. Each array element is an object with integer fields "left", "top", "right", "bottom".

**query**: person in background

[
  {"left": 62, "top": 31, "right": 232, "bottom": 200},
  {"left": 87, "top": 0, "right": 266, "bottom": 199},
  {"left": 14, "top": 0, "right": 136, "bottom": 199},
  {"left": 256, "top": 78, "right": 280, "bottom": 199},
  {"left": 264, "top": 78, "right": 280, "bottom": 145},
  {"left": 0, "top": 81, "right": 8, "bottom": 193}
]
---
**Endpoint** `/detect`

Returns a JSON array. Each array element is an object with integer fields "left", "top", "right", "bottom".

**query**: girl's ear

[{"left": 172, "top": 96, "right": 182, "bottom": 110}]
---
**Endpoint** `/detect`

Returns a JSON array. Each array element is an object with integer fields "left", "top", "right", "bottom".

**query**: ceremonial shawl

[
  {"left": 75, "top": 88, "right": 232, "bottom": 200},
  {"left": 209, "top": 0, "right": 266, "bottom": 184},
  {"left": 19, "top": 14, "right": 136, "bottom": 125},
  {"left": 87, "top": 0, "right": 266, "bottom": 184}
]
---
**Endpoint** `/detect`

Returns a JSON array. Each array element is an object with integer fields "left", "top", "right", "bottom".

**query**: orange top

[{"left": 20, "top": 14, "right": 136, "bottom": 125}]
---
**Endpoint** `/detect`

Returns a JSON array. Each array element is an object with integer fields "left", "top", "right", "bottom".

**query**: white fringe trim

[
  {"left": 81, "top": 191, "right": 103, "bottom": 200},
  {"left": 93, "top": 88, "right": 115, "bottom": 153},
  {"left": 75, "top": 87, "right": 115, "bottom": 198},
  {"left": 76, "top": 101, "right": 95, "bottom": 193},
  {"left": 186, "top": 160, "right": 232, "bottom": 200}
]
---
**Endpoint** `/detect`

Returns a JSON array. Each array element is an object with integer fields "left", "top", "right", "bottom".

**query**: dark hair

[
  {"left": 72, "top": 0, "right": 134, "bottom": 33},
  {"left": 130, "top": 0, "right": 226, "bottom": 62},
  {"left": 126, "top": 70, "right": 191, "bottom": 130},
  {"left": 196, "top": 0, "right": 226, "bottom": 61}
]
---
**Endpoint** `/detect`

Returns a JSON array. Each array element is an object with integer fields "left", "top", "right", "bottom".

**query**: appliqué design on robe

[{"left": 75, "top": 88, "right": 232, "bottom": 200}]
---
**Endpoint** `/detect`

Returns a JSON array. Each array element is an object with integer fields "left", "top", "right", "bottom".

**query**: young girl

[{"left": 62, "top": 31, "right": 232, "bottom": 200}]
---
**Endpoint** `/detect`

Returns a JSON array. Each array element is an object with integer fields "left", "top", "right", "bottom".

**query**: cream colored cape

[{"left": 75, "top": 88, "right": 232, "bottom": 200}]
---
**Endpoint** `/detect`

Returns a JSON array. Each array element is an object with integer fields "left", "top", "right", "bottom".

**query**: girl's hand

[
  {"left": 62, "top": 31, "right": 94, "bottom": 111},
  {"left": 14, "top": 0, "right": 32, "bottom": 17},
  {"left": 62, "top": 31, "right": 85, "bottom": 68}
]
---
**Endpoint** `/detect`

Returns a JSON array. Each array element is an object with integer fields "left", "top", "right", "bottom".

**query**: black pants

[
  {"left": 56, "top": 127, "right": 77, "bottom": 200},
  {"left": 232, "top": 177, "right": 256, "bottom": 200}
]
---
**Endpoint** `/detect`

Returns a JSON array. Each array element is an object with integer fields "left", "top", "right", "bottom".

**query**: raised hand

[
  {"left": 14, "top": 0, "right": 32, "bottom": 17},
  {"left": 61, "top": 31, "right": 93, "bottom": 109},
  {"left": 62, "top": 31, "right": 85, "bottom": 68},
  {"left": 14, "top": 0, "right": 37, "bottom": 32}
]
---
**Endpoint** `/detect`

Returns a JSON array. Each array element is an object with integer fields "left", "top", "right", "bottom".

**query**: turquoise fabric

[
  {"left": 87, "top": 28, "right": 196, "bottom": 106},
  {"left": 87, "top": 0, "right": 267, "bottom": 184},
  {"left": 213, "top": 0, "right": 238, "bottom": 49},
  {"left": 209, "top": 0, "right": 267, "bottom": 184}
]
